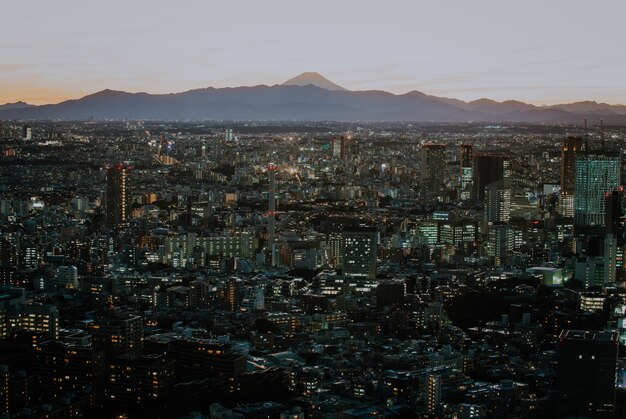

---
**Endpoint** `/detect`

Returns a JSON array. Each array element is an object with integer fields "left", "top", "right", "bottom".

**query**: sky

[{"left": 2, "top": 0, "right": 625, "bottom": 105}]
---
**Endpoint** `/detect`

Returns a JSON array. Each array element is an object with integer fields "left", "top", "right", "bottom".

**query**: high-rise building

[
  {"left": 105, "top": 164, "right": 131, "bottom": 227},
  {"left": 574, "top": 151, "right": 620, "bottom": 235},
  {"left": 459, "top": 144, "right": 473, "bottom": 201},
  {"left": 560, "top": 136, "right": 583, "bottom": 217},
  {"left": 557, "top": 330, "right": 618, "bottom": 418},
  {"left": 484, "top": 178, "right": 512, "bottom": 223},
  {"left": 486, "top": 224, "right": 514, "bottom": 266},
  {"left": 340, "top": 227, "right": 378, "bottom": 280},
  {"left": 473, "top": 154, "right": 510, "bottom": 202},
  {"left": 267, "top": 164, "right": 278, "bottom": 266},
  {"left": 22, "top": 126, "right": 31, "bottom": 141},
  {"left": 420, "top": 144, "right": 447, "bottom": 201},
  {"left": 332, "top": 136, "right": 346, "bottom": 160},
  {"left": 56, "top": 265, "right": 78, "bottom": 289},
  {"left": 605, "top": 190, "right": 624, "bottom": 241}
]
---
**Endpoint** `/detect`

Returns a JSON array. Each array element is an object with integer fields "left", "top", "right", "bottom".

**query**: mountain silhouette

[
  {"left": 282, "top": 72, "right": 348, "bottom": 91},
  {"left": 0, "top": 101, "right": 35, "bottom": 111},
  {"left": 1, "top": 73, "right": 625, "bottom": 124}
]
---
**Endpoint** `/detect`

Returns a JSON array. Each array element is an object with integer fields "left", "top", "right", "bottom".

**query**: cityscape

[{"left": 3, "top": 1, "right": 626, "bottom": 418}]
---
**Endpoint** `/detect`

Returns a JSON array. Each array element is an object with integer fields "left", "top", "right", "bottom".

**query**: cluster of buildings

[{"left": 0, "top": 120, "right": 625, "bottom": 418}]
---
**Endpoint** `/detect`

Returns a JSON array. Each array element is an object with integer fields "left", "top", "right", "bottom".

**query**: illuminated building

[
  {"left": 460, "top": 144, "right": 473, "bottom": 201},
  {"left": 86, "top": 313, "right": 143, "bottom": 357},
  {"left": 574, "top": 151, "right": 620, "bottom": 235},
  {"left": 420, "top": 143, "right": 447, "bottom": 201},
  {"left": 340, "top": 227, "right": 377, "bottom": 280},
  {"left": 105, "top": 164, "right": 131, "bottom": 226},
  {"left": 332, "top": 136, "right": 346, "bottom": 160},
  {"left": 484, "top": 178, "right": 512, "bottom": 223},
  {"left": 560, "top": 136, "right": 583, "bottom": 217}
]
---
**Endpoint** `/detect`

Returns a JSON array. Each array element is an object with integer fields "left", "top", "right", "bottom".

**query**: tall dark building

[
  {"left": 459, "top": 144, "right": 473, "bottom": 201},
  {"left": 473, "top": 154, "right": 510, "bottom": 202},
  {"left": 105, "top": 164, "right": 130, "bottom": 226},
  {"left": 605, "top": 190, "right": 624, "bottom": 242},
  {"left": 559, "top": 136, "right": 583, "bottom": 217},
  {"left": 376, "top": 280, "right": 405, "bottom": 310},
  {"left": 557, "top": 330, "right": 618, "bottom": 418},
  {"left": 420, "top": 143, "right": 446, "bottom": 201}
]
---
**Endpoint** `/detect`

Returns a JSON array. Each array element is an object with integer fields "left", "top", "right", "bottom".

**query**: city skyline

[{"left": 2, "top": 0, "right": 626, "bottom": 105}]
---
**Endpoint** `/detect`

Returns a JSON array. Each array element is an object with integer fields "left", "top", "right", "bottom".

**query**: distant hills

[
  {"left": 1, "top": 72, "right": 625, "bottom": 123},
  {"left": 0, "top": 101, "right": 35, "bottom": 111}
]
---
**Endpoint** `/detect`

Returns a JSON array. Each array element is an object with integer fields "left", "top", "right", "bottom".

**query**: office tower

[
  {"left": 417, "top": 220, "right": 439, "bottom": 246},
  {"left": 557, "top": 330, "right": 618, "bottom": 418},
  {"left": 105, "top": 164, "right": 131, "bottom": 227},
  {"left": 326, "top": 231, "right": 342, "bottom": 268},
  {"left": 55, "top": 265, "right": 78, "bottom": 289},
  {"left": 459, "top": 144, "right": 473, "bottom": 201},
  {"left": 560, "top": 136, "right": 583, "bottom": 217},
  {"left": 267, "top": 164, "right": 278, "bottom": 263},
  {"left": 484, "top": 178, "right": 512, "bottom": 223},
  {"left": 340, "top": 227, "right": 378, "bottom": 280},
  {"left": 574, "top": 151, "right": 620, "bottom": 235},
  {"left": 332, "top": 136, "right": 346, "bottom": 160},
  {"left": 473, "top": 154, "right": 510, "bottom": 202},
  {"left": 438, "top": 220, "right": 478, "bottom": 246},
  {"left": 376, "top": 280, "right": 405, "bottom": 310},
  {"left": 267, "top": 164, "right": 280, "bottom": 267},
  {"left": 225, "top": 128, "right": 234, "bottom": 142},
  {"left": 486, "top": 224, "right": 513, "bottom": 266},
  {"left": 574, "top": 235, "right": 618, "bottom": 287},
  {"left": 420, "top": 143, "right": 447, "bottom": 201}
]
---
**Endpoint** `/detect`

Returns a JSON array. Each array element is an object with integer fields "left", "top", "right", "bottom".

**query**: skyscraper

[
  {"left": 459, "top": 144, "right": 473, "bottom": 201},
  {"left": 105, "top": 164, "right": 130, "bottom": 227},
  {"left": 557, "top": 330, "right": 618, "bottom": 418},
  {"left": 484, "top": 178, "right": 512, "bottom": 223},
  {"left": 420, "top": 143, "right": 446, "bottom": 201},
  {"left": 340, "top": 226, "right": 377, "bottom": 280},
  {"left": 574, "top": 151, "right": 620, "bottom": 235},
  {"left": 559, "top": 136, "right": 583, "bottom": 217},
  {"left": 473, "top": 154, "right": 510, "bottom": 202},
  {"left": 267, "top": 164, "right": 278, "bottom": 266},
  {"left": 332, "top": 136, "right": 346, "bottom": 160}
]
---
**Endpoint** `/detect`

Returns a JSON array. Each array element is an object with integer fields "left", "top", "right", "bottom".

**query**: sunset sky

[{"left": 2, "top": 0, "right": 625, "bottom": 105}]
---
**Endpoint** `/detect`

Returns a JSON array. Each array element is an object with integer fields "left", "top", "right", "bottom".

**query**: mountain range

[{"left": 1, "top": 72, "right": 625, "bottom": 124}]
